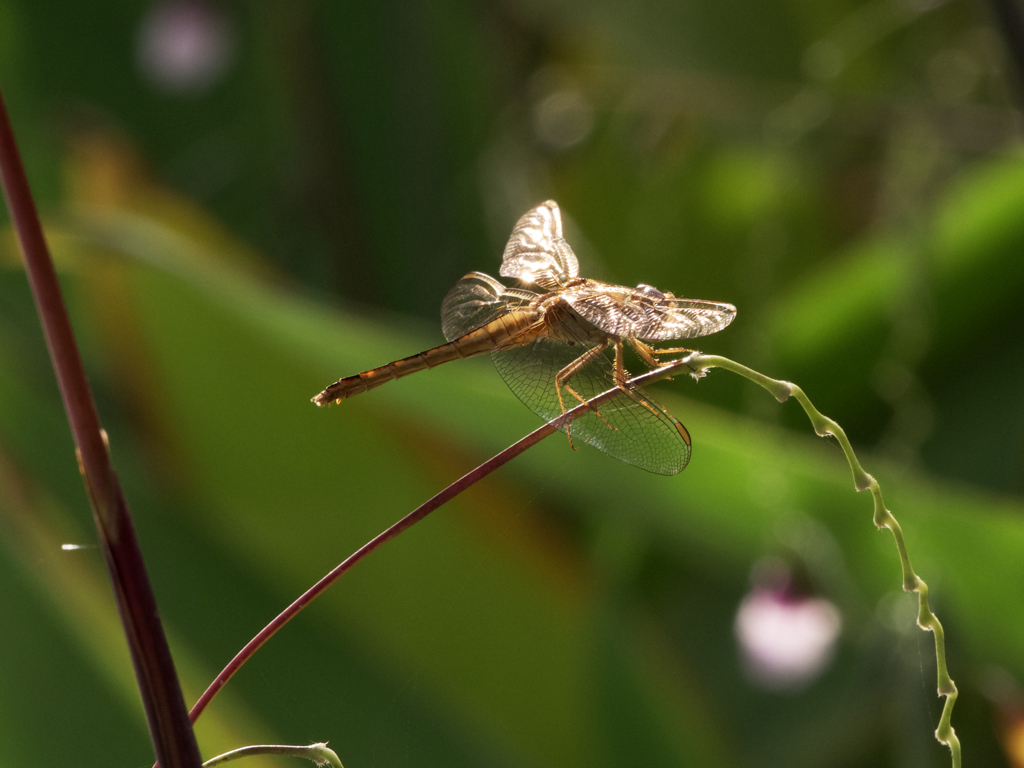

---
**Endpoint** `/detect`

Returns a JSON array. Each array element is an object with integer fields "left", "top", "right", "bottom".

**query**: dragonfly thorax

[{"left": 540, "top": 295, "right": 618, "bottom": 346}]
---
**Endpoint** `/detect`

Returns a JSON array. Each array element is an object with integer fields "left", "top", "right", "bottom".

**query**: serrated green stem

[{"left": 667, "top": 353, "right": 960, "bottom": 766}]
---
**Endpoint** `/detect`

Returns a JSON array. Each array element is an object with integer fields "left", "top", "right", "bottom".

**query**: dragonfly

[{"left": 313, "top": 200, "right": 736, "bottom": 475}]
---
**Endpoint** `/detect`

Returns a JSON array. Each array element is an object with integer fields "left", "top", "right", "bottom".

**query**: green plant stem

[
  {"left": 687, "top": 353, "right": 960, "bottom": 766},
  {"left": 202, "top": 743, "right": 343, "bottom": 768},
  {"left": 0, "top": 90, "right": 201, "bottom": 766}
]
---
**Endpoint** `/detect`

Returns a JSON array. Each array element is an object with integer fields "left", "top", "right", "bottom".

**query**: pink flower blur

[{"left": 734, "top": 587, "right": 842, "bottom": 691}]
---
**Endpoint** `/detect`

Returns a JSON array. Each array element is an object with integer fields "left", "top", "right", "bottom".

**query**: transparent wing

[
  {"left": 644, "top": 297, "right": 736, "bottom": 340},
  {"left": 565, "top": 281, "right": 737, "bottom": 341},
  {"left": 499, "top": 200, "right": 580, "bottom": 290},
  {"left": 492, "top": 327, "right": 691, "bottom": 476},
  {"left": 441, "top": 272, "right": 538, "bottom": 342}
]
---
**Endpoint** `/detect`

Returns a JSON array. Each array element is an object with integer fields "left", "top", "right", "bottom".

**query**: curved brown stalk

[{"left": 185, "top": 375, "right": 647, "bottom": 726}]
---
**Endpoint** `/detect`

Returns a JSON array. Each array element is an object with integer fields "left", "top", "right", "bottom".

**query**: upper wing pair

[{"left": 497, "top": 200, "right": 736, "bottom": 341}]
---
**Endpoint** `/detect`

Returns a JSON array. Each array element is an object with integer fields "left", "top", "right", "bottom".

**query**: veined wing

[
  {"left": 441, "top": 272, "right": 539, "bottom": 342},
  {"left": 565, "top": 281, "right": 737, "bottom": 341},
  {"left": 491, "top": 318, "right": 691, "bottom": 476},
  {"left": 499, "top": 200, "right": 580, "bottom": 290}
]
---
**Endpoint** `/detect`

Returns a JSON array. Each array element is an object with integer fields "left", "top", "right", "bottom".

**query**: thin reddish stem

[
  {"left": 185, "top": 363, "right": 688, "bottom": 726},
  {"left": 188, "top": 410, "right": 560, "bottom": 723}
]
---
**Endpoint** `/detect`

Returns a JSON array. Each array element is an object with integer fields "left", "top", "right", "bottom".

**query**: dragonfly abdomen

[{"left": 312, "top": 308, "right": 542, "bottom": 406}]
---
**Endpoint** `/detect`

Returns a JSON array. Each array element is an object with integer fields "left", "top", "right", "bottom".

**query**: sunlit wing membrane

[
  {"left": 499, "top": 200, "right": 580, "bottom": 289},
  {"left": 491, "top": 334, "right": 691, "bottom": 475},
  {"left": 441, "top": 272, "right": 538, "bottom": 341},
  {"left": 645, "top": 298, "right": 737, "bottom": 341},
  {"left": 565, "top": 281, "right": 736, "bottom": 341}
]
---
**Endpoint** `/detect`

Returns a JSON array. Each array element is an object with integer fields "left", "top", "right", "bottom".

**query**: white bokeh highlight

[
  {"left": 734, "top": 584, "right": 842, "bottom": 691},
  {"left": 137, "top": 1, "right": 235, "bottom": 93}
]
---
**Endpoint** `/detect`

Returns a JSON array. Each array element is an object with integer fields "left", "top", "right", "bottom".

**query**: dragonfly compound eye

[{"left": 635, "top": 284, "right": 665, "bottom": 300}]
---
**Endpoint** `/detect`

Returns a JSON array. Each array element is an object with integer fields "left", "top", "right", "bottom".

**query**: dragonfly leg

[
  {"left": 554, "top": 341, "right": 617, "bottom": 446},
  {"left": 555, "top": 339, "right": 647, "bottom": 435},
  {"left": 631, "top": 338, "right": 697, "bottom": 368},
  {"left": 614, "top": 340, "right": 691, "bottom": 431}
]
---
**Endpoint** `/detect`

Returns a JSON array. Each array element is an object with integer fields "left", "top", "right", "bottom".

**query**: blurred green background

[{"left": 1, "top": 1, "right": 1023, "bottom": 766}]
